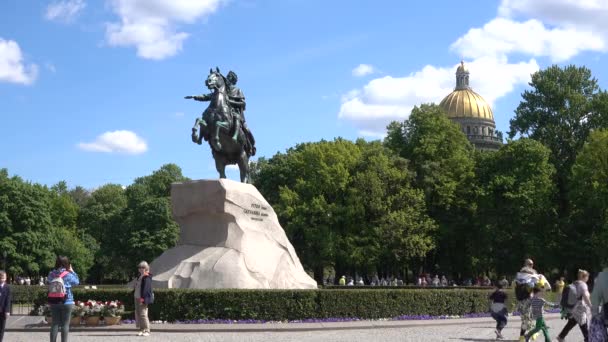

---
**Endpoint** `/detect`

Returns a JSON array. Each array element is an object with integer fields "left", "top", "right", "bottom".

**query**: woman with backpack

[
  {"left": 47, "top": 256, "right": 79, "bottom": 342},
  {"left": 133, "top": 261, "right": 154, "bottom": 337},
  {"left": 557, "top": 269, "right": 591, "bottom": 342}
]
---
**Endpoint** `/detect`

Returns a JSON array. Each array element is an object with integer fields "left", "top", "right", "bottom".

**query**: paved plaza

[{"left": 4, "top": 314, "right": 586, "bottom": 342}]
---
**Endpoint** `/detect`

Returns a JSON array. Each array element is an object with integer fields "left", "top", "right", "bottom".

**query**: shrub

[
  {"left": 30, "top": 287, "right": 559, "bottom": 322},
  {"left": 11, "top": 285, "right": 46, "bottom": 304}
]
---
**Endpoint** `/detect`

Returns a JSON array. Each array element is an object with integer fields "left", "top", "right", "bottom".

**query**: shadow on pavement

[
  {"left": 455, "top": 339, "right": 518, "bottom": 342},
  {"left": 76, "top": 334, "right": 138, "bottom": 337}
]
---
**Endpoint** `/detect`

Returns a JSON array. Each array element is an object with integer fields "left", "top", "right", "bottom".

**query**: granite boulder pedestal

[{"left": 149, "top": 179, "right": 317, "bottom": 289}]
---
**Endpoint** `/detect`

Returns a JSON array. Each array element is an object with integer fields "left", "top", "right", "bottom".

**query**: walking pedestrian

[
  {"left": 557, "top": 269, "right": 591, "bottom": 342},
  {"left": 489, "top": 282, "right": 509, "bottom": 340},
  {"left": 515, "top": 259, "right": 538, "bottom": 342},
  {"left": 524, "top": 287, "right": 560, "bottom": 342},
  {"left": 133, "top": 261, "right": 154, "bottom": 337},
  {"left": 47, "top": 256, "right": 79, "bottom": 342}
]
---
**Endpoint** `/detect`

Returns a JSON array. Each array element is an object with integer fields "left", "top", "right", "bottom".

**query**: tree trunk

[{"left": 313, "top": 265, "right": 324, "bottom": 286}]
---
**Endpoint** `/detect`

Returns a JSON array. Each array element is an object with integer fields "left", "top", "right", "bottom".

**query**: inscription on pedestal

[{"left": 243, "top": 202, "right": 269, "bottom": 221}]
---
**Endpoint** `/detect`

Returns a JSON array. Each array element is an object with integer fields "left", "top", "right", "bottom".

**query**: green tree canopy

[
  {"left": 509, "top": 65, "right": 608, "bottom": 210},
  {"left": 0, "top": 170, "right": 56, "bottom": 275},
  {"left": 119, "top": 164, "right": 186, "bottom": 279},
  {"left": 569, "top": 129, "right": 608, "bottom": 269},
  {"left": 255, "top": 138, "right": 437, "bottom": 283},
  {"left": 257, "top": 138, "right": 362, "bottom": 283},
  {"left": 349, "top": 141, "right": 436, "bottom": 276},
  {"left": 78, "top": 183, "right": 127, "bottom": 282},
  {"left": 385, "top": 104, "right": 476, "bottom": 277},
  {"left": 475, "top": 139, "right": 557, "bottom": 275}
]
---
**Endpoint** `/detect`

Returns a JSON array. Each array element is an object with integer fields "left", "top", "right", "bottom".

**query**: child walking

[
  {"left": 489, "top": 282, "right": 509, "bottom": 340},
  {"left": 525, "top": 287, "right": 560, "bottom": 342}
]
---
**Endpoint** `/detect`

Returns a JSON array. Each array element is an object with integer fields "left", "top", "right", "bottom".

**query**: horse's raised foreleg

[
  {"left": 192, "top": 118, "right": 208, "bottom": 145},
  {"left": 191, "top": 118, "right": 201, "bottom": 144},
  {"left": 212, "top": 120, "right": 230, "bottom": 151}
]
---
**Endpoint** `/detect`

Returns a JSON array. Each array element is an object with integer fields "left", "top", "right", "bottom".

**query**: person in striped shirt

[{"left": 525, "top": 287, "right": 560, "bottom": 342}]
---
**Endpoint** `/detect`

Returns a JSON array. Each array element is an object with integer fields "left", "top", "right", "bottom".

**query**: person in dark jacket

[
  {"left": 133, "top": 261, "right": 154, "bottom": 337},
  {"left": 489, "top": 282, "right": 509, "bottom": 340},
  {"left": 0, "top": 270, "right": 11, "bottom": 342}
]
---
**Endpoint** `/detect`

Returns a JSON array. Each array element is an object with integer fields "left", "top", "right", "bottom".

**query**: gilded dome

[
  {"left": 439, "top": 89, "right": 494, "bottom": 120},
  {"left": 439, "top": 61, "right": 494, "bottom": 120}
]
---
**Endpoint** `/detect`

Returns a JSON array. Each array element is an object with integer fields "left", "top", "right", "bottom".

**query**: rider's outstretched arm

[{"left": 192, "top": 94, "right": 212, "bottom": 102}]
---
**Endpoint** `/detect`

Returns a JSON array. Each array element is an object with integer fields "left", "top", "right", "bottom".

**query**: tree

[
  {"left": 0, "top": 170, "right": 59, "bottom": 276},
  {"left": 132, "top": 163, "right": 189, "bottom": 198},
  {"left": 349, "top": 141, "right": 436, "bottom": 279},
  {"left": 254, "top": 138, "right": 437, "bottom": 283},
  {"left": 475, "top": 139, "right": 557, "bottom": 275},
  {"left": 50, "top": 182, "right": 79, "bottom": 231},
  {"left": 262, "top": 139, "right": 362, "bottom": 283},
  {"left": 52, "top": 227, "right": 97, "bottom": 281},
  {"left": 68, "top": 186, "right": 90, "bottom": 208},
  {"left": 0, "top": 170, "right": 98, "bottom": 280},
  {"left": 385, "top": 104, "right": 477, "bottom": 278},
  {"left": 569, "top": 129, "right": 608, "bottom": 270},
  {"left": 386, "top": 104, "right": 475, "bottom": 212},
  {"left": 118, "top": 164, "right": 186, "bottom": 279},
  {"left": 509, "top": 65, "right": 608, "bottom": 215},
  {"left": 78, "top": 184, "right": 127, "bottom": 283}
]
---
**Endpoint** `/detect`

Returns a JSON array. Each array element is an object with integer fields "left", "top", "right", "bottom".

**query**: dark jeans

[
  {"left": 50, "top": 304, "right": 73, "bottom": 342},
  {"left": 491, "top": 311, "right": 508, "bottom": 331},
  {"left": 558, "top": 317, "right": 589, "bottom": 342},
  {"left": 0, "top": 312, "right": 6, "bottom": 342}
]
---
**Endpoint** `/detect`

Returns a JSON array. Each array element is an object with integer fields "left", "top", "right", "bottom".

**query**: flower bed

[{"left": 101, "top": 300, "right": 125, "bottom": 325}]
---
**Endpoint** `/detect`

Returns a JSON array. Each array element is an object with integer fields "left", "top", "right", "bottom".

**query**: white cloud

[
  {"left": 339, "top": 57, "right": 538, "bottom": 135},
  {"left": 499, "top": 0, "right": 608, "bottom": 30},
  {"left": 451, "top": 17, "right": 605, "bottom": 62},
  {"left": 0, "top": 38, "right": 38, "bottom": 85},
  {"left": 105, "top": 0, "right": 225, "bottom": 60},
  {"left": 352, "top": 64, "right": 375, "bottom": 77},
  {"left": 78, "top": 130, "right": 148, "bottom": 154},
  {"left": 45, "top": 0, "right": 86, "bottom": 23}
]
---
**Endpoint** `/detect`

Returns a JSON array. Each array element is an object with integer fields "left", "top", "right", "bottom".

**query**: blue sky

[{"left": 1, "top": 0, "right": 607, "bottom": 189}]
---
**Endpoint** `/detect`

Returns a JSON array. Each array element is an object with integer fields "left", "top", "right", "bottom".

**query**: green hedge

[
  {"left": 29, "top": 288, "right": 553, "bottom": 321},
  {"left": 322, "top": 285, "right": 496, "bottom": 290},
  {"left": 11, "top": 285, "right": 47, "bottom": 304}
]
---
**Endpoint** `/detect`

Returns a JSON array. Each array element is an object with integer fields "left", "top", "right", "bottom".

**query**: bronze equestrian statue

[{"left": 185, "top": 68, "right": 256, "bottom": 182}]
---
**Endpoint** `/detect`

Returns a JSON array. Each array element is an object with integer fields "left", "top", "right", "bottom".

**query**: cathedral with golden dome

[{"left": 439, "top": 61, "right": 503, "bottom": 151}]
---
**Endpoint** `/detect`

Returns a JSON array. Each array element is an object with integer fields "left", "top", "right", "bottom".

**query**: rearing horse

[{"left": 190, "top": 68, "right": 250, "bottom": 182}]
